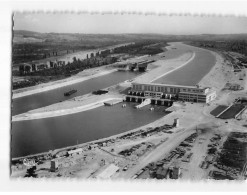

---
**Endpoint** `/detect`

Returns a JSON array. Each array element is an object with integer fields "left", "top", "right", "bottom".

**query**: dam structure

[
  {"left": 115, "top": 60, "right": 155, "bottom": 72},
  {"left": 126, "top": 82, "right": 216, "bottom": 105}
]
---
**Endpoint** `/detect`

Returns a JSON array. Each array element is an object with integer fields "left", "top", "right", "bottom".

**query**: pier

[{"left": 104, "top": 99, "right": 123, "bottom": 106}]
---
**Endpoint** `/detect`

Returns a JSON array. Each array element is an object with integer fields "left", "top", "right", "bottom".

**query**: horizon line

[{"left": 13, "top": 29, "right": 247, "bottom": 36}]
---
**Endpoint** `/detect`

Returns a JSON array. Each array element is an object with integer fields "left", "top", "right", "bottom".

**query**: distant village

[
  {"left": 15, "top": 48, "right": 117, "bottom": 75},
  {"left": 12, "top": 41, "right": 165, "bottom": 90}
]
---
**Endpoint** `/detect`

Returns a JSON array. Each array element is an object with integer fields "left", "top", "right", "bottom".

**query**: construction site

[{"left": 11, "top": 100, "right": 247, "bottom": 180}]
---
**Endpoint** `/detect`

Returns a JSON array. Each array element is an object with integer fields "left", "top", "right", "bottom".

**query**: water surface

[
  {"left": 12, "top": 103, "right": 167, "bottom": 158},
  {"left": 12, "top": 71, "right": 140, "bottom": 115},
  {"left": 153, "top": 43, "right": 216, "bottom": 86}
]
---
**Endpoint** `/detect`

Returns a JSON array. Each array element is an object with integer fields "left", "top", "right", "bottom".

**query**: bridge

[{"left": 116, "top": 60, "right": 154, "bottom": 72}]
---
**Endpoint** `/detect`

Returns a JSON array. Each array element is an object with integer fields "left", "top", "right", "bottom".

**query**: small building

[
  {"left": 205, "top": 155, "right": 215, "bottom": 163},
  {"left": 36, "top": 63, "right": 48, "bottom": 71},
  {"left": 16, "top": 63, "right": 32, "bottom": 74},
  {"left": 50, "top": 160, "right": 58, "bottom": 172},
  {"left": 55, "top": 150, "right": 68, "bottom": 158},
  {"left": 173, "top": 118, "right": 179, "bottom": 127},
  {"left": 170, "top": 167, "right": 181, "bottom": 179},
  {"left": 67, "top": 148, "right": 83, "bottom": 156},
  {"left": 99, "top": 159, "right": 105, "bottom": 167},
  {"left": 88, "top": 144, "right": 98, "bottom": 150},
  {"left": 156, "top": 167, "right": 169, "bottom": 179}
]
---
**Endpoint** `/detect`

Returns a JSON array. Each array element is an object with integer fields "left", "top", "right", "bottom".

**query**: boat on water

[{"left": 64, "top": 89, "right": 77, "bottom": 96}]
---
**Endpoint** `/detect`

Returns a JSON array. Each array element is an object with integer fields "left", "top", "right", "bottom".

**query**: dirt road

[{"left": 115, "top": 128, "right": 194, "bottom": 179}]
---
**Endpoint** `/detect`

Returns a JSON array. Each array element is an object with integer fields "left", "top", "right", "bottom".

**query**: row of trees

[
  {"left": 113, "top": 41, "right": 165, "bottom": 55},
  {"left": 13, "top": 77, "right": 46, "bottom": 90},
  {"left": 13, "top": 42, "right": 96, "bottom": 64},
  {"left": 190, "top": 40, "right": 247, "bottom": 56}
]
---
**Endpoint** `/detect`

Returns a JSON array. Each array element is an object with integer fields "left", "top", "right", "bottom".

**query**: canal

[
  {"left": 11, "top": 102, "right": 168, "bottom": 158},
  {"left": 153, "top": 43, "right": 216, "bottom": 86},
  {"left": 12, "top": 71, "right": 140, "bottom": 116}
]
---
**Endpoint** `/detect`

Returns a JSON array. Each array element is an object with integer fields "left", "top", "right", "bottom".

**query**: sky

[{"left": 13, "top": 12, "right": 247, "bottom": 35}]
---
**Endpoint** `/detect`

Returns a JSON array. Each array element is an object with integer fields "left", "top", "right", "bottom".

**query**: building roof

[
  {"left": 67, "top": 148, "right": 83, "bottom": 155},
  {"left": 133, "top": 82, "right": 200, "bottom": 90},
  {"left": 96, "top": 164, "right": 119, "bottom": 179},
  {"left": 156, "top": 167, "right": 168, "bottom": 176}
]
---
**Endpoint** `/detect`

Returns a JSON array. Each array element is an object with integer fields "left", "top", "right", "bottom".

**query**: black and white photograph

[
  {"left": 10, "top": 11, "right": 247, "bottom": 181},
  {"left": 1, "top": 0, "right": 247, "bottom": 192}
]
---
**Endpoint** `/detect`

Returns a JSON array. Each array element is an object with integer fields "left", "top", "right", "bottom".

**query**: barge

[{"left": 64, "top": 89, "right": 77, "bottom": 96}]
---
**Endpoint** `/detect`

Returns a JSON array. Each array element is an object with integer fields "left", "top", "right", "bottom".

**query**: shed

[{"left": 50, "top": 160, "right": 58, "bottom": 172}]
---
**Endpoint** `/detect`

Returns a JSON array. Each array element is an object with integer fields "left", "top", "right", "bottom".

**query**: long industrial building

[{"left": 128, "top": 82, "right": 216, "bottom": 103}]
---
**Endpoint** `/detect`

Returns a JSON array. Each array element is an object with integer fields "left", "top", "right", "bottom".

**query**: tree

[{"left": 24, "top": 166, "right": 37, "bottom": 178}]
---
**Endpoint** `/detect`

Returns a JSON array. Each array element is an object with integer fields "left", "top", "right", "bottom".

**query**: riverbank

[
  {"left": 133, "top": 52, "right": 193, "bottom": 83},
  {"left": 12, "top": 92, "right": 124, "bottom": 121},
  {"left": 151, "top": 52, "right": 195, "bottom": 82},
  {"left": 12, "top": 67, "right": 117, "bottom": 99}
]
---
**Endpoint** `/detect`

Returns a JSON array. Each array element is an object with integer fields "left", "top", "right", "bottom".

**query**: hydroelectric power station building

[{"left": 126, "top": 82, "right": 216, "bottom": 104}]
